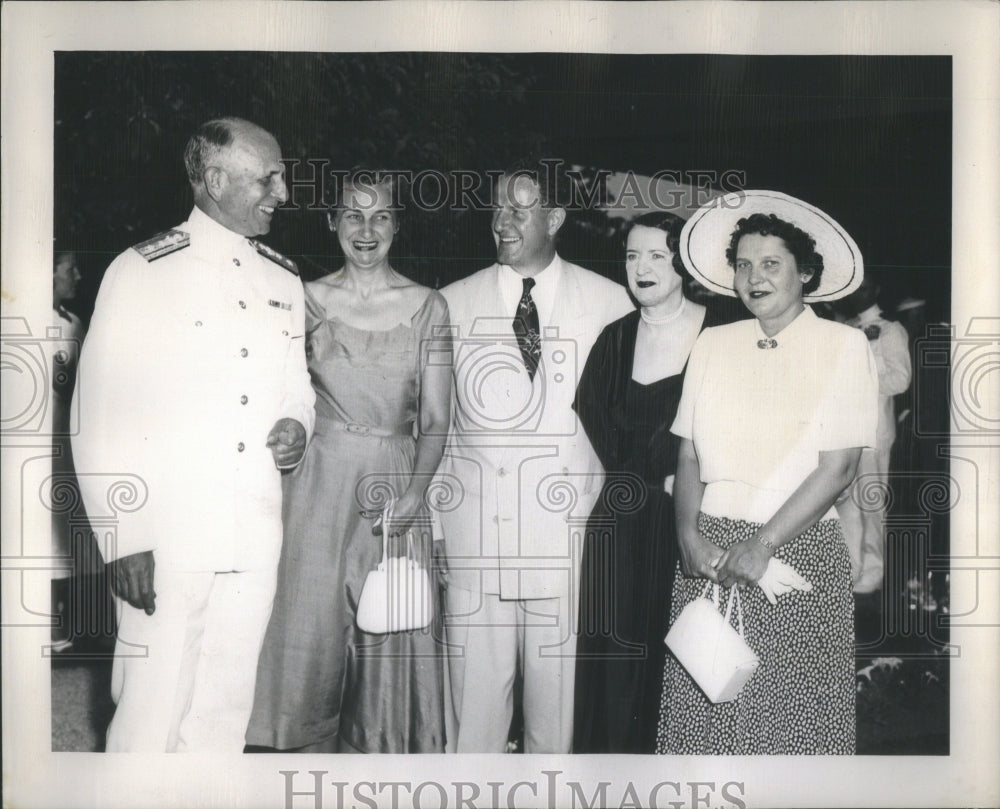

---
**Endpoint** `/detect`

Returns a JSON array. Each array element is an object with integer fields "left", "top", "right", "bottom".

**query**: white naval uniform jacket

[
  {"left": 72, "top": 206, "right": 315, "bottom": 573},
  {"left": 439, "top": 257, "right": 634, "bottom": 600}
]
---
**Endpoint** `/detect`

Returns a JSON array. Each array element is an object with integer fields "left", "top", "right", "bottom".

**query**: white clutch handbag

[
  {"left": 664, "top": 582, "right": 760, "bottom": 703},
  {"left": 356, "top": 499, "right": 434, "bottom": 634}
]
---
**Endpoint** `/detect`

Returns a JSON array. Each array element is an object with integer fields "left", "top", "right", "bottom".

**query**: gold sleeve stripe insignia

[
  {"left": 132, "top": 229, "right": 191, "bottom": 261},
  {"left": 249, "top": 239, "right": 299, "bottom": 276}
]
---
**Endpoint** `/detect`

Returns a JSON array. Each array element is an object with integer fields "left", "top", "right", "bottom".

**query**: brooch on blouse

[{"left": 756, "top": 338, "right": 778, "bottom": 349}]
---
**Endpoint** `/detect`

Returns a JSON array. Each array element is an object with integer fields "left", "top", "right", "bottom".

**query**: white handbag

[
  {"left": 356, "top": 500, "right": 434, "bottom": 634},
  {"left": 664, "top": 582, "right": 760, "bottom": 703}
]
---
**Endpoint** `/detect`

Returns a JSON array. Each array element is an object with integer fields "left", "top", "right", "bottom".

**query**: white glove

[{"left": 757, "top": 557, "right": 812, "bottom": 605}]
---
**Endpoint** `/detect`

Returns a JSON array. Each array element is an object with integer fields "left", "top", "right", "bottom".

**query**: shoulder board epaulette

[
  {"left": 249, "top": 239, "right": 299, "bottom": 276},
  {"left": 132, "top": 229, "right": 190, "bottom": 261}
]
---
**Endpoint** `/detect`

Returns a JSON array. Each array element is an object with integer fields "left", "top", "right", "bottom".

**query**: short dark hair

[
  {"left": 724, "top": 212, "right": 824, "bottom": 294},
  {"left": 183, "top": 117, "right": 246, "bottom": 184},
  {"left": 623, "top": 211, "right": 688, "bottom": 278}
]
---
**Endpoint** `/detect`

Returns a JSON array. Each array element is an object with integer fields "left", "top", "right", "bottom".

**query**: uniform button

[
  {"left": 239, "top": 300, "right": 246, "bottom": 309},
  {"left": 492, "top": 515, "right": 499, "bottom": 524},
  {"left": 240, "top": 395, "right": 248, "bottom": 405},
  {"left": 195, "top": 320, "right": 203, "bottom": 327},
  {"left": 282, "top": 330, "right": 289, "bottom": 336},
  {"left": 240, "top": 348, "right": 248, "bottom": 358},
  {"left": 233, "top": 258, "right": 241, "bottom": 267},
  {"left": 497, "top": 467, "right": 506, "bottom": 477},
  {"left": 237, "top": 442, "right": 245, "bottom": 452}
]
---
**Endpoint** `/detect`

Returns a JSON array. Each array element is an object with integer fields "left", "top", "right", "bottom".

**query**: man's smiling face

[
  {"left": 213, "top": 126, "right": 288, "bottom": 237},
  {"left": 491, "top": 173, "right": 559, "bottom": 275}
]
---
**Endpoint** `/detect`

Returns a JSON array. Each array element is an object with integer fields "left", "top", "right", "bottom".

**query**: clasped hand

[
  {"left": 713, "top": 539, "right": 771, "bottom": 588},
  {"left": 266, "top": 418, "right": 307, "bottom": 468}
]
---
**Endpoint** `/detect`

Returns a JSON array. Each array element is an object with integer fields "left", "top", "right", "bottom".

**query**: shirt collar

[
  {"left": 498, "top": 254, "right": 562, "bottom": 325},
  {"left": 752, "top": 304, "right": 816, "bottom": 346},
  {"left": 185, "top": 205, "right": 252, "bottom": 256}
]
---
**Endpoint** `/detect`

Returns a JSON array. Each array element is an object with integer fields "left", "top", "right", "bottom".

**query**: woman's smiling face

[{"left": 331, "top": 182, "right": 397, "bottom": 268}]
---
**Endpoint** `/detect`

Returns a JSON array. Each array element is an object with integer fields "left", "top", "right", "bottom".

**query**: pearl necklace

[{"left": 640, "top": 296, "right": 686, "bottom": 326}]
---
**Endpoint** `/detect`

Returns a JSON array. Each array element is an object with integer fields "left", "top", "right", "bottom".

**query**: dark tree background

[{"left": 55, "top": 52, "right": 950, "bottom": 326}]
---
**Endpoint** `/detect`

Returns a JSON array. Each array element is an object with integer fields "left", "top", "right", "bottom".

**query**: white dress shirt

[{"left": 498, "top": 255, "right": 562, "bottom": 329}]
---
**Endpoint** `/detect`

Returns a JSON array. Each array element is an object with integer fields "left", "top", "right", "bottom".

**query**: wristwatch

[{"left": 755, "top": 533, "right": 777, "bottom": 551}]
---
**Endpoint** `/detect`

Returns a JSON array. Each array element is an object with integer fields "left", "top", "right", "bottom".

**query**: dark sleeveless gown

[{"left": 572, "top": 306, "right": 716, "bottom": 753}]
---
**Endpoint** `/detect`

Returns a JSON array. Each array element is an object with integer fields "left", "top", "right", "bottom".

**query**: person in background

[
  {"left": 247, "top": 170, "right": 451, "bottom": 753},
  {"left": 438, "top": 162, "right": 634, "bottom": 753},
  {"left": 72, "top": 117, "right": 315, "bottom": 752},
  {"left": 572, "top": 211, "right": 721, "bottom": 753},
  {"left": 836, "top": 276, "right": 912, "bottom": 595},
  {"left": 657, "top": 191, "right": 878, "bottom": 754},
  {"left": 50, "top": 249, "right": 85, "bottom": 652}
]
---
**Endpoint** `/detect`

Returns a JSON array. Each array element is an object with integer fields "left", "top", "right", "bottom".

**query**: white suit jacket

[
  {"left": 71, "top": 207, "right": 315, "bottom": 573},
  {"left": 439, "top": 257, "right": 634, "bottom": 599}
]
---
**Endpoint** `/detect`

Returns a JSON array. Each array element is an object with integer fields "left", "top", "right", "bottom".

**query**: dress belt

[{"left": 322, "top": 418, "right": 411, "bottom": 438}]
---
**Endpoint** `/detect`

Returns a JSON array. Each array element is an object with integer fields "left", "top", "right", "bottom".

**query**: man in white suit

[
  {"left": 439, "top": 164, "right": 634, "bottom": 752},
  {"left": 72, "top": 118, "right": 315, "bottom": 752}
]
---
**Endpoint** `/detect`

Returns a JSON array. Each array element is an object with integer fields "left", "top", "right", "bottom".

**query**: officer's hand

[
  {"left": 108, "top": 551, "right": 156, "bottom": 615},
  {"left": 266, "top": 418, "right": 307, "bottom": 468}
]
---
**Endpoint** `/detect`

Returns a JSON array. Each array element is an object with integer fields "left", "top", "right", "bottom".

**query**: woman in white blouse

[{"left": 656, "top": 191, "right": 879, "bottom": 754}]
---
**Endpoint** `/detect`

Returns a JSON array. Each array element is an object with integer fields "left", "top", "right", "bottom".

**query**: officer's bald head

[
  {"left": 185, "top": 118, "right": 287, "bottom": 237},
  {"left": 184, "top": 117, "right": 276, "bottom": 188}
]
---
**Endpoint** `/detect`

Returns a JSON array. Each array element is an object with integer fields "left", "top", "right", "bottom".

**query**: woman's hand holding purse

[{"left": 678, "top": 532, "right": 723, "bottom": 581}]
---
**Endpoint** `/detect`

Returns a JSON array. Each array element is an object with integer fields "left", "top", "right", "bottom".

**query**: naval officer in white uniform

[{"left": 72, "top": 117, "right": 315, "bottom": 752}]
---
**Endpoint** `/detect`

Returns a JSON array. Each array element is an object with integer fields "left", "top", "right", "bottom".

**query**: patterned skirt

[{"left": 656, "top": 514, "right": 855, "bottom": 755}]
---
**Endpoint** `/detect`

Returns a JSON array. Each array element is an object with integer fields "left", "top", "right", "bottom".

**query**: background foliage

[{"left": 56, "top": 52, "right": 950, "bottom": 318}]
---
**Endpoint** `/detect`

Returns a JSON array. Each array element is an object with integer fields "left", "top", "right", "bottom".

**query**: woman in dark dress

[{"left": 573, "top": 211, "right": 718, "bottom": 753}]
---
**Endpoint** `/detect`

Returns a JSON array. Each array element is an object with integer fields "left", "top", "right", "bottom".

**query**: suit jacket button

[
  {"left": 240, "top": 395, "right": 248, "bottom": 405},
  {"left": 497, "top": 467, "right": 506, "bottom": 477},
  {"left": 237, "top": 442, "right": 245, "bottom": 452},
  {"left": 240, "top": 348, "right": 249, "bottom": 358}
]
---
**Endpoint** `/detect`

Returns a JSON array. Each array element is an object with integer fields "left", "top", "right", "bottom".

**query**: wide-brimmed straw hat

[{"left": 679, "top": 190, "right": 863, "bottom": 302}]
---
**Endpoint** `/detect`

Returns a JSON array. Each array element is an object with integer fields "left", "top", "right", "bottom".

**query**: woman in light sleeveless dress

[{"left": 247, "top": 171, "right": 451, "bottom": 753}]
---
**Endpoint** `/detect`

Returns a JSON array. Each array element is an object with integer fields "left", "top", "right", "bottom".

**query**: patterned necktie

[{"left": 512, "top": 276, "right": 541, "bottom": 380}]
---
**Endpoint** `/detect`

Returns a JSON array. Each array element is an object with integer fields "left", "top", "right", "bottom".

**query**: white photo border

[{"left": 2, "top": 2, "right": 998, "bottom": 808}]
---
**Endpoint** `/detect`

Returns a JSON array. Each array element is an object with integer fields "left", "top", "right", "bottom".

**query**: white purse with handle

[
  {"left": 356, "top": 499, "right": 434, "bottom": 634},
  {"left": 665, "top": 582, "right": 760, "bottom": 703}
]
